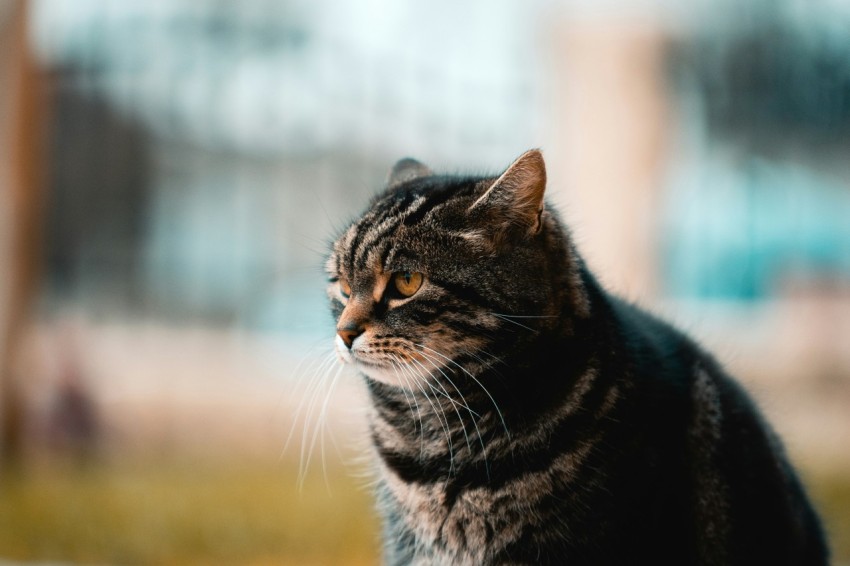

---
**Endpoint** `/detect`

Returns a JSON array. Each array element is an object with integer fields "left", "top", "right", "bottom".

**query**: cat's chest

[
  {"left": 381, "top": 470, "right": 512, "bottom": 563},
  {"left": 378, "top": 460, "right": 565, "bottom": 564}
]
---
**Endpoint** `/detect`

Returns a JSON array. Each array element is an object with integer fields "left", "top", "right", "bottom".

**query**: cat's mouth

[
  {"left": 334, "top": 334, "right": 391, "bottom": 377},
  {"left": 334, "top": 340, "right": 419, "bottom": 387},
  {"left": 334, "top": 333, "right": 447, "bottom": 387},
  {"left": 334, "top": 334, "right": 355, "bottom": 364}
]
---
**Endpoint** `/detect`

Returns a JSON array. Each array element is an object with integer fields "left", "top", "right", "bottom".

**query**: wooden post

[{"left": 0, "top": 0, "right": 47, "bottom": 468}]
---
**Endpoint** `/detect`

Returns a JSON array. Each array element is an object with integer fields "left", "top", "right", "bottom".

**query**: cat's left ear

[
  {"left": 469, "top": 149, "right": 546, "bottom": 242},
  {"left": 387, "top": 158, "right": 432, "bottom": 189}
]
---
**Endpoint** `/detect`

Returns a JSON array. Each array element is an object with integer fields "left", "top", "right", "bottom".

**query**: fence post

[{"left": 0, "top": 0, "right": 47, "bottom": 470}]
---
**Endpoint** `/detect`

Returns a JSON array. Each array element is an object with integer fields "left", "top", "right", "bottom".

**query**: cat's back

[{"left": 607, "top": 297, "right": 829, "bottom": 565}]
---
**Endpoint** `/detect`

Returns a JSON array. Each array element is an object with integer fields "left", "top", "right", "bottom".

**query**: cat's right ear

[
  {"left": 468, "top": 149, "right": 547, "bottom": 247},
  {"left": 387, "top": 158, "right": 432, "bottom": 189}
]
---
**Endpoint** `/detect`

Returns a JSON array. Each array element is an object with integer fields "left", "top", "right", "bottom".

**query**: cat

[{"left": 325, "top": 149, "right": 829, "bottom": 565}]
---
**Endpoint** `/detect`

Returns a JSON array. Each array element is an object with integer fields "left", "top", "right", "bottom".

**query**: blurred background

[{"left": 1, "top": 0, "right": 849, "bottom": 563}]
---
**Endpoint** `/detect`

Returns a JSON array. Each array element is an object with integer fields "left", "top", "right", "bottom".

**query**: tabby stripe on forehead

[
  {"left": 352, "top": 195, "right": 430, "bottom": 271},
  {"left": 401, "top": 183, "right": 465, "bottom": 227},
  {"left": 377, "top": 242, "right": 396, "bottom": 274},
  {"left": 346, "top": 197, "right": 406, "bottom": 273},
  {"left": 353, "top": 215, "right": 401, "bottom": 272}
]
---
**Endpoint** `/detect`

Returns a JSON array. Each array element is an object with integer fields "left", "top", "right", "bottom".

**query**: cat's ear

[
  {"left": 469, "top": 149, "right": 547, "bottom": 243},
  {"left": 387, "top": 158, "right": 432, "bottom": 188}
]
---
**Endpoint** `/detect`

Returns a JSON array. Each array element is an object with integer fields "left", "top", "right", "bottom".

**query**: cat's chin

[
  {"left": 355, "top": 361, "right": 408, "bottom": 387},
  {"left": 334, "top": 335, "right": 406, "bottom": 386}
]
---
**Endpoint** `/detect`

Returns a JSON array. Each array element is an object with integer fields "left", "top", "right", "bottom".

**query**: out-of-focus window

[{"left": 664, "top": 0, "right": 850, "bottom": 300}]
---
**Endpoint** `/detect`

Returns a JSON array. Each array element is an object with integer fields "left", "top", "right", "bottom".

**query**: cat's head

[{"left": 326, "top": 149, "right": 579, "bottom": 387}]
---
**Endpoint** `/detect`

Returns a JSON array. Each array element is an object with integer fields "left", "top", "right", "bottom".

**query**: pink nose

[{"left": 337, "top": 324, "right": 363, "bottom": 349}]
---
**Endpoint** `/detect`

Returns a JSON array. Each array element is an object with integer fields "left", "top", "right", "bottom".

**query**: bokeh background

[{"left": 1, "top": 0, "right": 849, "bottom": 564}]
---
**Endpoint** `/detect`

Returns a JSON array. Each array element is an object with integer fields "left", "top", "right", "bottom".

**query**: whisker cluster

[{"left": 281, "top": 345, "right": 347, "bottom": 493}]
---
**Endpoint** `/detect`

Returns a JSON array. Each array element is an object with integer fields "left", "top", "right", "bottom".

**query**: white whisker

[
  {"left": 416, "top": 343, "right": 511, "bottom": 443},
  {"left": 489, "top": 312, "right": 557, "bottom": 319},
  {"left": 300, "top": 362, "right": 345, "bottom": 492},
  {"left": 410, "top": 357, "right": 474, "bottom": 455},
  {"left": 282, "top": 350, "right": 338, "bottom": 458},
  {"left": 491, "top": 313, "right": 537, "bottom": 332},
  {"left": 398, "top": 357, "right": 456, "bottom": 473},
  {"left": 389, "top": 356, "right": 426, "bottom": 460},
  {"left": 416, "top": 350, "right": 490, "bottom": 479}
]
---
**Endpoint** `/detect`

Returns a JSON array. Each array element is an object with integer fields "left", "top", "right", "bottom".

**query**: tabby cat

[{"left": 325, "top": 149, "right": 828, "bottom": 565}]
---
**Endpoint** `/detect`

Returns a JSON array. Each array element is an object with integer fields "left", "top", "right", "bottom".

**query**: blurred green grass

[
  {"left": 0, "top": 457, "right": 379, "bottom": 565},
  {"left": 0, "top": 458, "right": 847, "bottom": 565},
  {"left": 808, "top": 468, "right": 850, "bottom": 564}
]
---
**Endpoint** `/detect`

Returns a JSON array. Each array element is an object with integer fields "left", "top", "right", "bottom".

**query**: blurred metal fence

[
  {"left": 28, "top": 0, "right": 850, "bottom": 331},
  {"left": 31, "top": 0, "right": 544, "bottom": 336}
]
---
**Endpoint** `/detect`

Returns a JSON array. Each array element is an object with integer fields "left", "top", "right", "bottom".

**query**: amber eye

[
  {"left": 393, "top": 271, "right": 423, "bottom": 297},
  {"left": 339, "top": 279, "right": 351, "bottom": 298}
]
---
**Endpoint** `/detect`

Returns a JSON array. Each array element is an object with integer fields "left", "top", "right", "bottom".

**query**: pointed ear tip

[
  {"left": 508, "top": 149, "right": 545, "bottom": 173},
  {"left": 522, "top": 148, "right": 544, "bottom": 162},
  {"left": 513, "top": 149, "right": 546, "bottom": 183}
]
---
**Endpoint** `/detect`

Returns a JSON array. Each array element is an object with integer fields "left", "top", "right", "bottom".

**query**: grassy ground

[
  {"left": 809, "top": 468, "right": 850, "bottom": 564},
  {"left": 0, "top": 457, "right": 847, "bottom": 565},
  {"left": 0, "top": 457, "right": 379, "bottom": 565}
]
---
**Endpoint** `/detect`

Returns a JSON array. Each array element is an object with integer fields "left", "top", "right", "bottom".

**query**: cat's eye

[
  {"left": 393, "top": 271, "right": 423, "bottom": 297},
  {"left": 339, "top": 279, "right": 351, "bottom": 298}
]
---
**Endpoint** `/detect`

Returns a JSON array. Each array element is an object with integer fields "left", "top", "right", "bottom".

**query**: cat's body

[{"left": 326, "top": 150, "right": 828, "bottom": 565}]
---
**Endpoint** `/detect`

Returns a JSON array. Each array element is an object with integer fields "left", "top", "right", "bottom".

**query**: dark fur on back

[{"left": 325, "top": 150, "right": 828, "bottom": 565}]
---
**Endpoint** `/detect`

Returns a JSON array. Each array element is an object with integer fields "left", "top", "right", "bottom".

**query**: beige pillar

[{"left": 544, "top": 19, "right": 669, "bottom": 300}]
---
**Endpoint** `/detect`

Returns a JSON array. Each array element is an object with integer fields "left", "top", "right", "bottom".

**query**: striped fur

[{"left": 326, "top": 150, "right": 828, "bottom": 565}]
